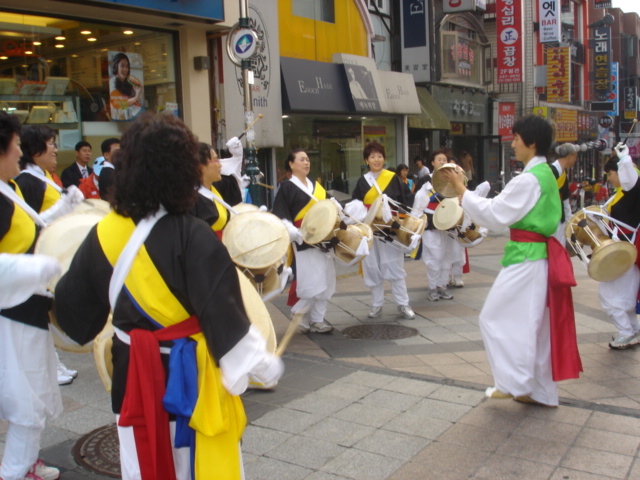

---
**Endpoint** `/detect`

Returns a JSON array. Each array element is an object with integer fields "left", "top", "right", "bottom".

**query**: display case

[{"left": 0, "top": 94, "right": 80, "bottom": 131}]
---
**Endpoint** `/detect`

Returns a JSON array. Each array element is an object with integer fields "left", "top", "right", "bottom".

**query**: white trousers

[
  {"left": 480, "top": 259, "right": 558, "bottom": 406},
  {"left": 363, "top": 239, "right": 409, "bottom": 306},
  {"left": 422, "top": 229, "right": 457, "bottom": 289},
  {"left": 599, "top": 264, "right": 640, "bottom": 337},
  {"left": 0, "top": 423, "right": 42, "bottom": 480},
  {"left": 292, "top": 247, "right": 336, "bottom": 326}
]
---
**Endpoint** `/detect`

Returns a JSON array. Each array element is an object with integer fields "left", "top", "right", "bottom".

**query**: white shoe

[
  {"left": 57, "top": 357, "right": 78, "bottom": 379},
  {"left": 453, "top": 277, "right": 464, "bottom": 288},
  {"left": 368, "top": 306, "right": 383, "bottom": 318},
  {"left": 437, "top": 287, "right": 453, "bottom": 300},
  {"left": 309, "top": 320, "right": 333, "bottom": 333},
  {"left": 398, "top": 305, "right": 415, "bottom": 320},
  {"left": 427, "top": 289, "right": 440, "bottom": 301},
  {"left": 57, "top": 372, "right": 73, "bottom": 386},
  {"left": 31, "top": 459, "right": 60, "bottom": 480},
  {"left": 297, "top": 323, "right": 311, "bottom": 334}
]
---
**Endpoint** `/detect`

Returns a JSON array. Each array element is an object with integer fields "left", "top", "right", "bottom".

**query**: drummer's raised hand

[
  {"left": 614, "top": 142, "right": 629, "bottom": 159},
  {"left": 226, "top": 136, "right": 244, "bottom": 157},
  {"left": 440, "top": 168, "right": 467, "bottom": 197}
]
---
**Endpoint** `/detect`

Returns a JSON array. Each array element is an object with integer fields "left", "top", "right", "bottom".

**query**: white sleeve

[
  {"left": 461, "top": 173, "right": 541, "bottom": 232},
  {"left": 618, "top": 154, "right": 639, "bottom": 192},
  {"left": 0, "top": 253, "right": 60, "bottom": 308},
  {"left": 412, "top": 182, "right": 433, "bottom": 213}
]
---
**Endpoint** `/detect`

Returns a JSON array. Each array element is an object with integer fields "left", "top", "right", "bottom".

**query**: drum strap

[
  {"left": 510, "top": 229, "right": 582, "bottom": 381},
  {"left": 0, "top": 180, "right": 46, "bottom": 228},
  {"left": 23, "top": 164, "right": 63, "bottom": 193}
]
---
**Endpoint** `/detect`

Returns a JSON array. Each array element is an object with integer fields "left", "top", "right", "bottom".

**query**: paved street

[{"left": 3, "top": 233, "right": 640, "bottom": 479}]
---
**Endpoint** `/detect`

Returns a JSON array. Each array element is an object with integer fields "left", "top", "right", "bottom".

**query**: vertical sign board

[
  {"left": 539, "top": 0, "right": 560, "bottom": 43},
  {"left": 498, "top": 102, "right": 515, "bottom": 142},
  {"left": 400, "top": 0, "right": 431, "bottom": 83},
  {"left": 624, "top": 86, "right": 638, "bottom": 120},
  {"left": 591, "top": 26, "right": 611, "bottom": 102},
  {"left": 607, "top": 62, "right": 619, "bottom": 116},
  {"left": 547, "top": 47, "right": 570, "bottom": 103},
  {"left": 496, "top": 0, "right": 523, "bottom": 83}
]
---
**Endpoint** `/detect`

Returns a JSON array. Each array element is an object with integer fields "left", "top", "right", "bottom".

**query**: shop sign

[
  {"left": 555, "top": 108, "right": 578, "bottom": 142},
  {"left": 377, "top": 70, "right": 420, "bottom": 114},
  {"left": 364, "top": 125, "right": 387, "bottom": 146},
  {"left": 496, "top": 0, "right": 523, "bottom": 84},
  {"left": 449, "top": 40, "right": 476, "bottom": 77},
  {"left": 594, "top": 0, "right": 611, "bottom": 8},
  {"left": 450, "top": 122, "right": 464, "bottom": 135},
  {"left": 607, "top": 62, "right": 618, "bottom": 116},
  {"left": 334, "top": 53, "right": 385, "bottom": 113},
  {"left": 532, "top": 106, "right": 548, "bottom": 118},
  {"left": 498, "top": 102, "right": 515, "bottom": 141},
  {"left": 624, "top": 86, "right": 638, "bottom": 120},
  {"left": 443, "top": 0, "right": 481, "bottom": 12},
  {"left": 78, "top": 0, "right": 223, "bottom": 21},
  {"left": 546, "top": 47, "right": 570, "bottom": 103},
  {"left": 223, "top": 0, "right": 283, "bottom": 148},
  {"left": 598, "top": 115, "right": 613, "bottom": 128},
  {"left": 590, "top": 26, "right": 611, "bottom": 102},
  {"left": 539, "top": 0, "right": 560, "bottom": 43},
  {"left": 400, "top": 0, "right": 431, "bottom": 83}
]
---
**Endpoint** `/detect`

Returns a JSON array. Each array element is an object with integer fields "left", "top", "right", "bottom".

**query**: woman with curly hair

[{"left": 55, "top": 113, "right": 283, "bottom": 480}]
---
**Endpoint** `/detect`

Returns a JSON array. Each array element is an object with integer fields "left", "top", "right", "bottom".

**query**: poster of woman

[{"left": 109, "top": 51, "right": 144, "bottom": 121}]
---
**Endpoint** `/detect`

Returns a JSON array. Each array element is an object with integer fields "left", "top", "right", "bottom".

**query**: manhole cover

[
  {"left": 342, "top": 324, "right": 418, "bottom": 340},
  {"left": 72, "top": 423, "right": 121, "bottom": 478}
]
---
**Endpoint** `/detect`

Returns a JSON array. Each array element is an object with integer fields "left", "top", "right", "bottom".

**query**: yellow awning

[{"left": 408, "top": 87, "right": 451, "bottom": 130}]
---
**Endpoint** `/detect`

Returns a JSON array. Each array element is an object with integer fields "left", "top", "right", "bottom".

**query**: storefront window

[
  {"left": 275, "top": 114, "right": 398, "bottom": 195},
  {"left": 440, "top": 16, "right": 490, "bottom": 86},
  {"left": 0, "top": 11, "right": 178, "bottom": 165}
]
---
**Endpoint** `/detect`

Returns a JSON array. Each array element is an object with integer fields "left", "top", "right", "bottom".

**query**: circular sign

[
  {"left": 598, "top": 116, "right": 613, "bottom": 128},
  {"left": 231, "top": 28, "right": 258, "bottom": 60}
]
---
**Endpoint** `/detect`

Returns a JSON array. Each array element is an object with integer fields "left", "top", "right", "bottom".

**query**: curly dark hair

[
  {"left": 19, "top": 125, "right": 56, "bottom": 169},
  {"left": 363, "top": 141, "right": 385, "bottom": 161},
  {"left": 0, "top": 111, "right": 22, "bottom": 155},
  {"left": 198, "top": 142, "right": 213, "bottom": 166},
  {"left": 112, "top": 112, "right": 200, "bottom": 219}
]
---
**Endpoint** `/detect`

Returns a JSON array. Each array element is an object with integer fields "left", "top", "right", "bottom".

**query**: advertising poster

[
  {"left": 109, "top": 51, "right": 144, "bottom": 121},
  {"left": 498, "top": 102, "right": 515, "bottom": 141}
]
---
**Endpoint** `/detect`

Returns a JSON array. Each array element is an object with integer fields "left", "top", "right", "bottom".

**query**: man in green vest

[{"left": 442, "top": 115, "right": 582, "bottom": 408}]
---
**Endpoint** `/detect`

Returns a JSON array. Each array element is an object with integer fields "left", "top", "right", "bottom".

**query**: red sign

[
  {"left": 498, "top": 102, "right": 515, "bottom": 141},
  {"left": 496, "top": 0, "right": 523, "bottom": 83}
]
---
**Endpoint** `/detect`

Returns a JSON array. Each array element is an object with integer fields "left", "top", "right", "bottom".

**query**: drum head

[
  {"left": 74, "top": 198, "right": 111, "bottom": 215},
  {"left": 93, "top": 316, "right": 114, "bottom": 392},
  {"left": 232, "top": 203, "right": 259, "bottom": 214},
  {"left": 236, "top": 267, "right": 276, "bottom": 354},
  {"left": 35, "top": 211, "right": 106, "bottom": 291},
  {"left": 433, "top": 198, "right": 463, "bottom": 231},
  {"left": 222, "top": 211, "right": 289, "bottom": 269},
  {"left": 589, "top": 241, "right": 638, "bottom": 282},
  {"left": 363, "top": 195, "right": 385, "bottom": 227},
  {"left": 432, "top": 164, "right": 468, "bottom": 198},
  {"left": 300, "top": 200, "right": 339, "bottom": 244}
]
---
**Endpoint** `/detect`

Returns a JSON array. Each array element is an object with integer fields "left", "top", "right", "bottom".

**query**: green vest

[{"left": 502, "top": 161, "right": 561, "bottom": 267}]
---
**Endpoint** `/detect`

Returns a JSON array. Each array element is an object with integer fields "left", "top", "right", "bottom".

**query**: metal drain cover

[
  {"left": 72, "top": 423, "right": 121, "bottom": 478},
  {"left": 342, "top": 324, "right": 418, "bottom": 340}
]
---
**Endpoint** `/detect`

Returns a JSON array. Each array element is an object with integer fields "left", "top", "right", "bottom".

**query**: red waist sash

[
  {"left": 118, "top": 315, "right": 201, "bottom": 480},
  {"left": 509, "top": 229, "right": 583, "bottom": 381}
]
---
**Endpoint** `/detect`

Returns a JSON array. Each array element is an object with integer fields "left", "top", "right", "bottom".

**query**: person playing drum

[
  {"left": 599, "top": 143, "right": 640, "bottom": 349},
  {"left": 0, "top": 112, "right": 65, "bottom": 480},
  {"left": 272, "top": 149, "right": 335, "bottom": 334},
  {"left": 54, "top": 113, "right": 283, "bottom": 480},
  {"left": 348, "top": 141, "right": 416, "bottom": 320},
  {"left": 550, "top": 143, "right": 578, "bottom": 243},
  {"left": 413, "top": 149, "right": 457, "bottom": 301},
  {"left": 442, "top": 114, "right": 581, "bottom": 407}
]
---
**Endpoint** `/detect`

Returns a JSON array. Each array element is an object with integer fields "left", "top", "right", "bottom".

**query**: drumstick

[
  {"left": 238, "top": 114, "right": 264, "bottom": 140},
  {"left": 257, "top": 182, "right": 274, "bottom": 190},
  {"left": 622, "top": 118, "right": 638, "bottom": 146},
  {"left": 275, "top": 311, "right": 304, "bottom": 357}
]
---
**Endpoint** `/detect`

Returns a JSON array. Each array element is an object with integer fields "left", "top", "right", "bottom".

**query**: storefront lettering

[
  {"left": 385, "top": 85, "right": 409, "bottom": 100},
  {"left": 410, "top": 0, "right": 425, "bottom": 14},
  {"left": 297, "top": 76, "right": 333, "bottom": 95}
]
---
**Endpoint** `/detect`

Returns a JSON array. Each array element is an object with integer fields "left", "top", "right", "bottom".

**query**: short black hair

[
  {"left": 512, "top": 115, "right": 553, "bottom": 156},
  {"left": 395, "top": 164, "right": 409, "bottom": 175},
  {"left": 75, "top": 141, "right": 91, "bottom": 151},
  {"left": 98, "top": 166, "right": 115, "bottom": 200},
  {"left": 414, "top": 156, "right": 425, "bottom": 165},
  {"left": 604, "top": 157, "right": 619, "bottom": 173},
  {"left": 0, "top": 111, "right": 22, "bottom": 156},
  {"left": 363, "top": 141, "right": 385, "bottom": 161},
  {"left": 101, "top": 138, "right": 120, "bottom": 154},
  {"left": 429, "top": 148, "right": 450, "bottom": 167},
  {"left": 20, "top": 125, "right": 55, "bottom": 169}
]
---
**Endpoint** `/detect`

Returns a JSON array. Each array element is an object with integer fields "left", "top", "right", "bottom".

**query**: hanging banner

[
  {"left": 607, "top": 62, "right": 619, "bottom": 116},
  {"left": 547, "top": 47, "right": 570, "bottom": 104},
  {"left": 590, "top": 26, "right": 611, "bottom": 103},
  {"left": 624, "top": 86, "right": 638, "bottom": 120},
  {"left": 400, "top": 0, "right": 431, "bottom": 83},
  {"left": 496, "top": 0, "right": 523, "bottom": 83},
  {"left": 498, "top": 102, "right": 515, "bottom": 141},
  {"left": 554, "top": 108, "right": 578, "bottom": 142},
  {"left": 539, "top": 0, "right": 560, "bottom": 43}
]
